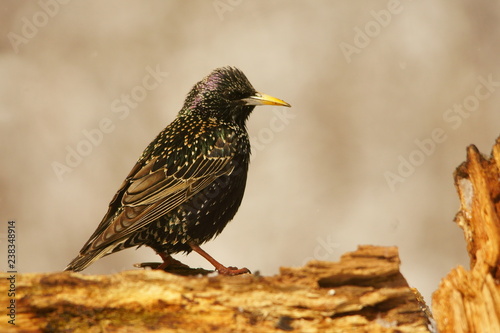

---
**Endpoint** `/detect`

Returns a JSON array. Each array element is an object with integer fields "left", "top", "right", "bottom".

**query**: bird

[{"left": 65, "top": 66, "right": 291, "bottom": 275}]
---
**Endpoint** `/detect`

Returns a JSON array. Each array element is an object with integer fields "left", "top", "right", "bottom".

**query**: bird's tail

[{"left": 64, "top": 247, "right": 112, "bottom": 272}]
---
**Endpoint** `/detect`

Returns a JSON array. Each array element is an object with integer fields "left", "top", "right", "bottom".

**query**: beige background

[{"left": 1, "top": 1, "right": 500, "bottom": 304}]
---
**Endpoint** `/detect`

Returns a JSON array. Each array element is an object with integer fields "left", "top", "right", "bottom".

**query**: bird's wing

[{"left": 79, "top": 141, "right": 236, "bottom": 255}]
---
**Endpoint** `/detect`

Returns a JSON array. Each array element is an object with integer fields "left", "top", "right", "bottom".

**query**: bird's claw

[{"left": 216, "top": 266, "right": 251, "bottom": 276}]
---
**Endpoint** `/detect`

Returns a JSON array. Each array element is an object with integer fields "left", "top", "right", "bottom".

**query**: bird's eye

[{"left": 225, "top": 91, "right": 239, "bottom": 100}]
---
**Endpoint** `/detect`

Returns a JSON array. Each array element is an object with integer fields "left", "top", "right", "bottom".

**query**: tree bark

[
  {"left": 433, "top": 139, "right": 500, "bottom": 332},
  {"left": 1, "top": 245, "right": 432, "bottom": 332}
]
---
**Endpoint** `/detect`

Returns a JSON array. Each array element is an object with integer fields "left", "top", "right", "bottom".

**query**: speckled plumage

[{"left": 65, "top": 66, "right": 290, "bottom": 274}]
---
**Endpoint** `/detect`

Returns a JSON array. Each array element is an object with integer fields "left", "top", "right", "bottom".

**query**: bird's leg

[
  {"left": 156, "top": 252, "right": 189, "bottom": 270},
  {"left": 188, "top": 242, "right": 250, "bottom": 275}
]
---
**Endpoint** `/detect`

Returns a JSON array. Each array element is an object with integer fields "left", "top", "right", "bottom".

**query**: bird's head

[{"left": 180, "top": 66, "right": 290, "bottom": 127}]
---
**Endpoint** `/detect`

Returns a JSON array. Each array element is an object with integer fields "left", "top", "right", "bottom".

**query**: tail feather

[{"left": 64, "top": 246, "right": 114, "bottom": 272}]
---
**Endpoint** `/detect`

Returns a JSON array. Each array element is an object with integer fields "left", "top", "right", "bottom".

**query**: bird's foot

[
  {"left": 188, "top": 242, "right": 251, "bottom": 275},
  {"left": 216, "top": 265, "right": 251, "bottom": 276},
  {"left": 155, "top": 252, "right": 189, "bottom": 271},
  {"left": 158, "top": 257, "right": 190, "bottom": 271},
  {"left": 135, "top": 261, "right": 214, "bottom": 276}
]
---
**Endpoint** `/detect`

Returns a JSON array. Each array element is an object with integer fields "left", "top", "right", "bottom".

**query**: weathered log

[
  {"left": 433, "top": 138, "right": 500, "bottom": 332},
  {"left": 1, "top": 245, "right": 431, "bottom": 332}
]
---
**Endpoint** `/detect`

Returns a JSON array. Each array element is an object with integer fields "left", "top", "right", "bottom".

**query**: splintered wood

[
  {"left": 0, "top": 245, "right": 431, "bottom": 332},
  {"left": 433, "top": 139, "right": 500, "bottom": 333}
]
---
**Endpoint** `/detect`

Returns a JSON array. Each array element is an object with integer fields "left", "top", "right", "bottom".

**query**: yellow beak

[{"left": 242, "top": 92, "right": 291, "bottom": 107}]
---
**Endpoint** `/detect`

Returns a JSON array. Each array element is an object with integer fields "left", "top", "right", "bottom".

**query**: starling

[{"left": 65, "top": 66, "right": 291, "bottom": 275}]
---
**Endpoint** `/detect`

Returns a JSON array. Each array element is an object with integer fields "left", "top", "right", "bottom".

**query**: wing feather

[{"left": 80, "top": 145, "right": 235, "bottom": 254}]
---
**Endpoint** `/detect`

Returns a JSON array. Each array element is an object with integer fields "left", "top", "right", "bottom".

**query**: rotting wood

[
  {"left": 433, "top": 138, "right": 500, "bottom": 333},
  {"left": 1, "top": 245, "right": 431, "bottom": 332}
]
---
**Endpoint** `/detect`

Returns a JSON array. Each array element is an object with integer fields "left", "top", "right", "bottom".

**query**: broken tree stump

[
  {"left": 433, "top": 138, "right": 500, "bottom": 332},
  {"left": 0, "top": 245, "right": 432, "bottom": 332}
]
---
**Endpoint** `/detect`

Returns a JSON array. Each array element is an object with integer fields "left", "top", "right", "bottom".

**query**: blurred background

[{"left": 1, "top": 1, "right": 499, "bottom": 305}]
